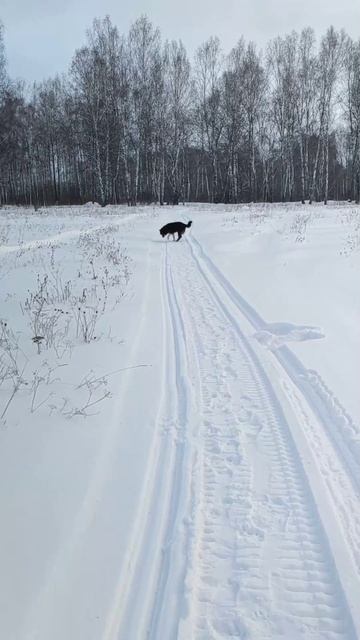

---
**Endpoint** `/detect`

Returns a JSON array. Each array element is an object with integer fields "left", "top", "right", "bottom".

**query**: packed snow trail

[
  {"left": 111, "top": 236, "right": 358, "bottom": 639},
  {"left": 188, "top": 232, "right": 360, "bottom": 622}
]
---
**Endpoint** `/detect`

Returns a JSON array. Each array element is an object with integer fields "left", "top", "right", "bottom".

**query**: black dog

[{"left": 159, "top": 220, "right": 192, "bottom": 242}]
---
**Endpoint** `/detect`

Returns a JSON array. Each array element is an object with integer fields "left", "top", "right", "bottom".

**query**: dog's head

[{"left": 160, "top": 228, "right": 166, "bottom": 237}]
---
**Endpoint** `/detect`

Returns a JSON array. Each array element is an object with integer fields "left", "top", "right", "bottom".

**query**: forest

[{"left": 0, "top": 16, "right": 359, "bottom": 206}]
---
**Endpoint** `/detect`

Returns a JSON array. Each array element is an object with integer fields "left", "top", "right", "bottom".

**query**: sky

[{"left": 2, "top": 0, "right": 360, "bottom": 83}]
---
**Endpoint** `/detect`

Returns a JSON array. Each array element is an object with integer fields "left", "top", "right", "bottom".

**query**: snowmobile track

[{"left": 186, "top": 234, "right": 360, "bottom": 638}]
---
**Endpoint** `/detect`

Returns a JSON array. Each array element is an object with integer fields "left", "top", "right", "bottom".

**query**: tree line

[{"left": 0, "top": 16, "right": 359, "bottom": 206}]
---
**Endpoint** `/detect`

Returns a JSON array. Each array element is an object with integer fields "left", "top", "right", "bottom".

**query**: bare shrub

[
  {"left": 289, "top": 212, "right": 311, "bottom": 243},
  {"left": 0, "top": 320, "right": 28, "bottom": 419},
  {"left": 21, "top": 275, "right": 72, "bottom": 352}
]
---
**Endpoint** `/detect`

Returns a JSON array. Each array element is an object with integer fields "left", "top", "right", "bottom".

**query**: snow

[{"left": 0, "top": 202, "right": 359, "bottom": 639}]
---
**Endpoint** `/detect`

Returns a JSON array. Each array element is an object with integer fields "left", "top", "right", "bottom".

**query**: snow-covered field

[{"left": 0, "top": 202, "right": 359, "bottom": 639}]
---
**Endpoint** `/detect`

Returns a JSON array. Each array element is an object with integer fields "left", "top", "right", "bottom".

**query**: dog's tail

[{"left": 186, "top": 220, "right": 193, "bottom": 228}]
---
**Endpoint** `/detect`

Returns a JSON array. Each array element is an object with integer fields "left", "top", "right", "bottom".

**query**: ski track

[
  {"left": 111, "top": 243, "right": 198, "bottom": 640},
  {"left": 146, "top": 247, "right": 195, "bottom": 639},
  {"left": 0, "top": 215, "right": 134, "bottom": 255},
  {"left": 114, "top": 233, "right": 358, "bottom": 639}
]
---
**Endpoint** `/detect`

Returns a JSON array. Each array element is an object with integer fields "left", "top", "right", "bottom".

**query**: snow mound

[
  {"left": 83, "top": 201, "right": 102, "bottom": 208},
  {"left": 254, "top": 321, "right": 325, "bottom": 350}
]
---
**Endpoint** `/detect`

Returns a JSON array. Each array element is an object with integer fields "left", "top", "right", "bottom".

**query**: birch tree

[
  {"left": 343, "top": 38, "right": 360, "bottom": 202},
  {"left": 296, "top": 28, "right": 317, "bottom": 203},
  {"left": 194, "top": 37, "right": 224, "bottom": 202},
  {"left": 163, "top": 40, "right": 191, "bottom": 203},
  {"left": 128, "top": 16, "right": 162, "bottom": 203},
  {"left": 309, "top": 27, "right": 344, "bottom": 204}
]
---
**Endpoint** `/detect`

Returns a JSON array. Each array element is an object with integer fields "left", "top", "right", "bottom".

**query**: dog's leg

[{"left": 176, "top": 232, "right": 182, "bottom": 241}]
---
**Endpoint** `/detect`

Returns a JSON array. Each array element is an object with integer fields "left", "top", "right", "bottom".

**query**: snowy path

[{"left": 110, "top": 234, "right": 359, "bottom": 639}]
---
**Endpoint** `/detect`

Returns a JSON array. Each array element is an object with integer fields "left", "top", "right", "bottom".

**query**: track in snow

[
  {"left": 187, "top": 234, "right": 360, "bottom": 635},
  {"left": 111, "top": 235, "right": 358, "bottom": 639}
]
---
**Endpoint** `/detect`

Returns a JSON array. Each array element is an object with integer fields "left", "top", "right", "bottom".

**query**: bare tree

[
  {"left": 194, "top": 37, "right": 224, "bottom": 202},
  {"left": 241, "top": 43, "right": 265, "bottom": 201},
  {"left": 163, "top": 40, "right": 191, "bottom": 203},
  {"left": 295, "top": 28, "right": 318, "bottom": 203},
  {"left": 309, "top": 27, "right": 344, "bottom": 204},
  {"left": 342, "top": 37, "right": 360, "bottom": 202},
  {"left": 128, "top": 16, "right": 162, "bottom": 204}
]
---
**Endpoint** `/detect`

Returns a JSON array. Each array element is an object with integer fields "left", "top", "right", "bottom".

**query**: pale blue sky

[{"left": 2, "top": 0, "right": 360, "bottom": 82}]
